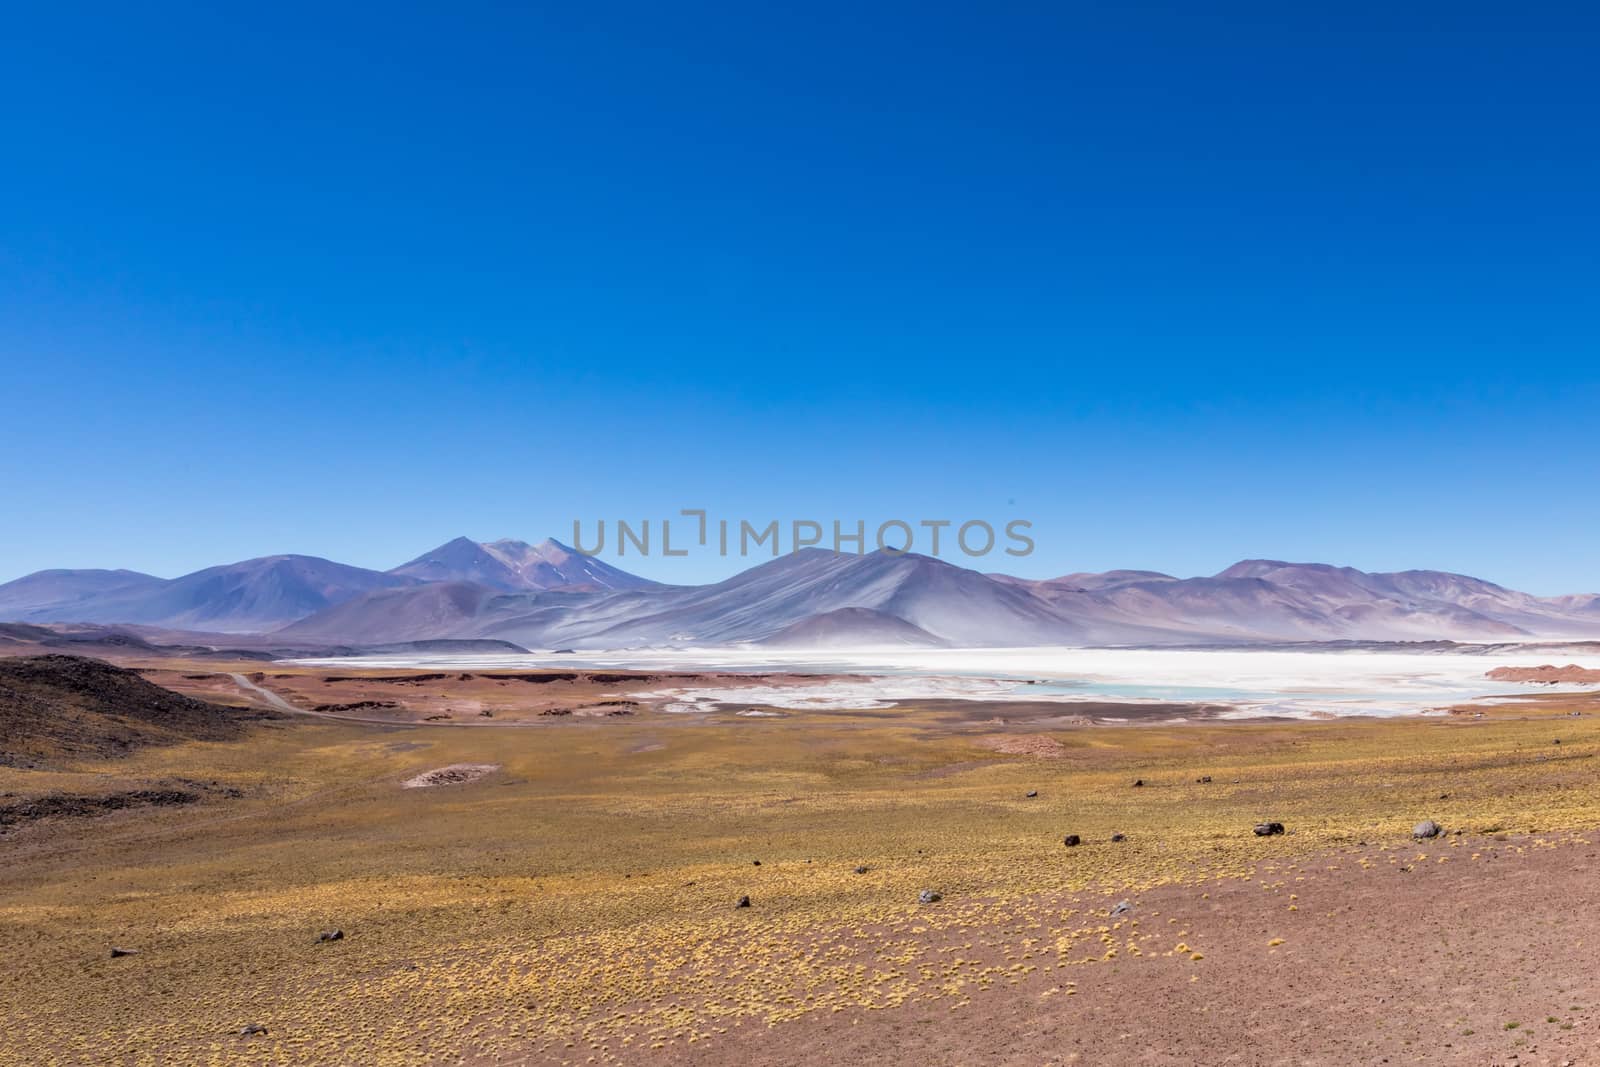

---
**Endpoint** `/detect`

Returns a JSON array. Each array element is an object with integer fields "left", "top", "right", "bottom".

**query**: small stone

[
  {"left": 109, "top": 947, "right": 138, "bottom": 958},
  {"left": 239, "top": 1024, "right": 268, "bottom": 1037},
  {"left": 1412, "top": 820, "right": 1442, "bottom": 840},
  {"left": 1196, "top": 776, "right": 1212, "bottom": 784},
  {"left": 1110, "top": 832, "right": 1126, "bottom": 843},
  {"left": 317, "top": 929, "right": 344, "bottom": 943},
  {"left": 1063, "top": 834, "right": 1082, "bottom": 847},
  {"left": 853, "top": 865, "right": 869, "bottom": 874},
  {"left": 1109, "top": 900, "right": 1132, "bottom": 917},
  {"left": 735, "top": 895, "right": 751, "bottom": 908},
  {"left": 1253, "top": 822, "right": 1285, "bottom": 837},
  {"left": 1132, "top": 779, "right": 1144, "bottom": 788},
  {"left": 1025, "top": 790, "right": 1038, "bottom": 798},
  {"left": 752, "top": 859, "right": 761, "bottom": 866},
  {"left": 918, "top": 889, "right": 942, "bottom": 904}
]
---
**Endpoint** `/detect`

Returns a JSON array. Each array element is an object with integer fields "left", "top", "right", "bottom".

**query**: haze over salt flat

[{"left": 288, "top": 646, "right": 1599, "bottom": 719}]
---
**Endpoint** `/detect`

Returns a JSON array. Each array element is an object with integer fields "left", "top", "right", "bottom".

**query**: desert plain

[{"left": 3, "top": 655, "right": 1600, "bottom": 1066}]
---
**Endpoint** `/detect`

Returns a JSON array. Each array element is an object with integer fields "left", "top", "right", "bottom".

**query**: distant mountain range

[{"left": 2, "top": 536, "right": 1598, "bottom": 647}]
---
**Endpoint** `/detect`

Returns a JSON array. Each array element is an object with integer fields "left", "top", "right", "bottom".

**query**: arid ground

[{"left": 4, "top": 659, "right": 1599, "bottom": 1066}]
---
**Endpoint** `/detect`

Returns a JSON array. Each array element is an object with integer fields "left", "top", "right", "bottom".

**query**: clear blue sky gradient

[{"left": 2, "top": 4, "right": 1598, "bottom": 591}]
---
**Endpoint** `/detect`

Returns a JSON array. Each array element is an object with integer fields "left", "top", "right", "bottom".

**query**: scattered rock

[
  {"left": 239, "top": 1024, "right": 268, "bottom": 1037},
  {"left": 1253, "top": 822, "right": 1285, "bottom": 837},
  {"left": 1109, "top": 900, "right": 1132, "bottom": 917},
  {"left": 317, "top": 929, "right": 344, "bottom": 943},
  {"left": 1132, "top": 779, "right": 1144, "bottom": 788},
  {"left": 1412, "top": 820, "right": 1442, "bottom": 840},
  {"left": 752, "top": 859, "right": 761, "bottom": 866},
  {"left": 1025, "top": 790, "right": 1038, "bottom": 798},
  {"left": 401, "top": 763, "right": 500, "bottom": 789},
  {"left": 1063, "top": 834, "right": 1082, "bottom": 847},
  {"left": 853, "top": 865, "right": 869, "bottom": 874},
  {"left": 1110, "top": 832, "right": 1126, "bottom": 843},
  {"left": 918, "top": 889, "right": 941, "bottom": 904},
  {"left": 109, "top": 946, "right": 138, "bottom": 958},
  {"left": 734, "top": 895, "right": 751, "bottom": 909},
  {"left": 1196, "top": 775, "right": 1212, "bottom": 783}
]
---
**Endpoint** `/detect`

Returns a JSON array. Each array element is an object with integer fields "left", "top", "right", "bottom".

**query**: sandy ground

[
  {"left": 592, "top": 833, "right": 1600, "bottom": 1067},
  {"left": 6, "top": 659, "right": 1600, "bottom": 1066}
]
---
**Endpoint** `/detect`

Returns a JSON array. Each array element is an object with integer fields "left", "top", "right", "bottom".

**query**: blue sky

[{"left": 2, "top": 3, "right": 1598, "bottom": 592}]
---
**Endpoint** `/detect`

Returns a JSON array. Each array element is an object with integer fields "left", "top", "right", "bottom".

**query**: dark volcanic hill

[{"left": 0, "top": 655, "right": 276, "bottom": 768}]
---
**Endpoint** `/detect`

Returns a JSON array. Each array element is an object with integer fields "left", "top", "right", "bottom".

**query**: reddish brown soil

[
  {"left": 549, "top": 834, "right": 1600, "bottom": 1067},
  {"left": 1490, "top": 664, "right": 1600, "bottom": 684},
  {"left": 145, "top": 666, "right": 880, "bottom": 725}
]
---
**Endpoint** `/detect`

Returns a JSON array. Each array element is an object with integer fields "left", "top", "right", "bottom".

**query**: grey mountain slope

[
  {"left": 15, "top": 556, "right": 419, "bottom": 632},
  {"left": 284, "top": 550, "right": 1121, "bottom": 648},
  {"left": 1201, "top": 560, "right": 1595, "bottom": 639},
  {"left": 276, "top": 581, "right": 516, "bottom": 643},
  {"left": 387, "top": 538, "right": 529, "bottom": 590},
  {"left": 0, "top": 569, "right": 165, "bottom": 621},
  {"left": 1053, "top": 569, "right": 1179, "bottom": 591},
  {"left": 390, "top": 537, "right": 658, "bottom": 592},
  {"left": 757, "top": 608, "right": 946, "bottom": 648},
  {"left": 484, "top": 550, "right": 1094, "bottom": 647}
]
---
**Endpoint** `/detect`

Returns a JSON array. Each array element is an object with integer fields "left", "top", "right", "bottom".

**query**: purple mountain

[{"left": 389, "top": 537, "right": 659, "bottom": 592}]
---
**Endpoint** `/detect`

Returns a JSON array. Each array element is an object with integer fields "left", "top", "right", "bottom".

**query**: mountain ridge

[{"left": 4, "top": 546, "right": 1598, "bottom": 648}]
